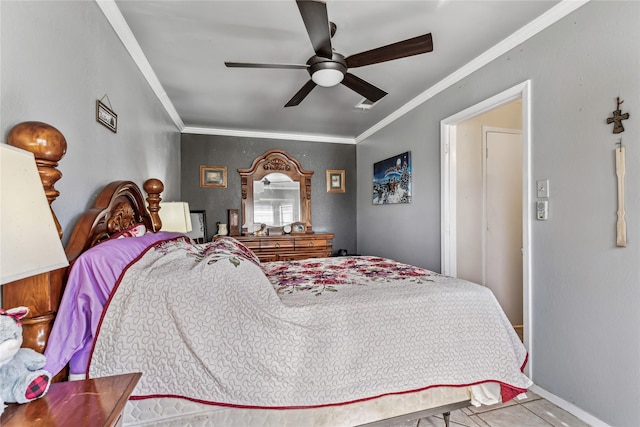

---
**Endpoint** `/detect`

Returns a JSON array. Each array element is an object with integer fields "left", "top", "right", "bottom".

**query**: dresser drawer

[
  {"left": 294, "top": 236, "right": 329, "bottom": 249},
  {"left": 238, "top": 239, "right": 261, "bottom": 249},
  {"left": 261, "top": 239, "right": 295, "bottom": 250},
  {"left": 257, "top": 254, "right": 279, "bottom": 263},
  {"left": 232, "top": 233, "right": 334, "bottom": 262},
  {"left": 294, "top": 249, "right": 332, "bottom": 259}
]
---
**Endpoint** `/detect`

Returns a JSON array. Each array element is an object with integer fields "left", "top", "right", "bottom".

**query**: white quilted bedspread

[{"left": 89, "top": 238, "right": 531, "bottom": 408}]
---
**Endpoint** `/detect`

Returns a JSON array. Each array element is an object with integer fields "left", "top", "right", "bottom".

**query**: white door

[{"left": 484, "top": 128, "right": 522, "bottom": 325}]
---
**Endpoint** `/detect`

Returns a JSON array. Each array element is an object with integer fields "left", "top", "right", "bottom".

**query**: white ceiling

[{"left": 105, "top": 0, "right": 578, "bottom": 143}]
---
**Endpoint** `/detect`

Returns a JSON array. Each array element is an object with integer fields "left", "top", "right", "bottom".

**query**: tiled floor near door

[{"left": 394, "top": 391, "right": 591, "bottom": 427}]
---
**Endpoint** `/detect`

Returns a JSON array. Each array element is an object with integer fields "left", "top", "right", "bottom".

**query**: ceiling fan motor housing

[{"left": 307, "top": 53, "right": 347, "bottom": 87}]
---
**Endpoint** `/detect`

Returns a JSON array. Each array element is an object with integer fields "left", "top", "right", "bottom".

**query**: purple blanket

[{"left": 44, "top": 232, "right": 185, "bottom": 376}]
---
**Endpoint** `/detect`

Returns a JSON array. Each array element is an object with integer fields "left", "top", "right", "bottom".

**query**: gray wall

[
  {"left": 1, "top": 1, "right": 181, "bottom": 246},
  {"left": 356, "top": 2, "right": 639, "bottom": 425},
  {"left": 181, "top": 134, "right": 357, "bottom": 254}
]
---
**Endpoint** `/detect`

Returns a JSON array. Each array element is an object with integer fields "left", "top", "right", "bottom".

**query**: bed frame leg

[{"left": 443, "top": 411, "right": 451, "bottom": 427}]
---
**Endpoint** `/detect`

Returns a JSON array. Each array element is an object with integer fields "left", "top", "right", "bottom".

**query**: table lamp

[
  {"left": 1, "top": 144, "right": 69, "bottom": 286},
  {"left": 158, "top": 202, "right": 192, "bottom": 233}
]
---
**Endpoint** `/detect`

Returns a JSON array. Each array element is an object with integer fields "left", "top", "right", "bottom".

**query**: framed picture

[
  {"left": 96, "top": 100, "right": 117, "bottom": 133},
  {"left": 228, "top": 208, "right": 240, "bottom": 236},
  {"left": 200, "top": 165, "right": 227, "bottom": 188},
  {"left": 290, "top": 221, "right": 306, "bottom": 234},
  {"left": 373, "top": 151, "right": 412, "bottom": 204},
  {"left": 186, "top": 210, "right": 207, "bottom": 243},
  {"left": 326, "top": 169, "right": 345, "bottom": 193}
]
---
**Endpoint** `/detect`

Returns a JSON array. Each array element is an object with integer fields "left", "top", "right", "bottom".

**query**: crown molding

[
  {"left": 97, "top": 0, "right": 185, "bottom": 130},
  {"left": 98, "top": 0, "right": 588, "bottom": 144},
  {"left": 355, "top": 0, "right": 590, "bottom": 143},
  {"left": 182, "top": 126, "right": 355, "bottom": 145}
]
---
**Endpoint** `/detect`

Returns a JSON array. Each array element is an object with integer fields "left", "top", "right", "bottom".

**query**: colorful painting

[{"left": 373, "top": 151, "right": 412, "bottom": 204}]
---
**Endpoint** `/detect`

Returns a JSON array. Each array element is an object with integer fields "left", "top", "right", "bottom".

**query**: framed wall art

[
  {"left": 200, "top": 165, "right": 227, "bottom": 188},
  {"left": 96, "top": 99, "right": 117, "bottom": 133},
  {"left": 326, "top": 169, "right": 345, "bottom": 193},
  {"left": 372, "top": 151, "right": 412, "bottom": 205}
]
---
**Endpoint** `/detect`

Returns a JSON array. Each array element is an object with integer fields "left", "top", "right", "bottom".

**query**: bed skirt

[{"left": 122, "top": 385, "right": 481, "bottom": 427}]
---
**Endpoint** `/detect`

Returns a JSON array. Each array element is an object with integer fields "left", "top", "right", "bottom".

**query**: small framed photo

[
  {"left": 200, "top": 165, "right": 227, "bottom": 188},
  {"left": 228, "top": 208, "right": 240, "bottom": 236},
  {"left": 290, "top": 221, "right": 306, "bottom": 234},
  {"left": 96, "top": 100, "right": 117, "bottom": 133},
  {"left": 326, "top": 170, "right": 345, "bottom": 193}
]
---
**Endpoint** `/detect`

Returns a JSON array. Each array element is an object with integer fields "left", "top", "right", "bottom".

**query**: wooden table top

[{"left": 1, "top": 372, "right": 141, "bottom": 426}]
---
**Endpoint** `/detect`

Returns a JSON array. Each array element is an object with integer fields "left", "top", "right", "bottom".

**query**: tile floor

[{"left": 392, "top": 391, "right": 591, "bottom": 427}]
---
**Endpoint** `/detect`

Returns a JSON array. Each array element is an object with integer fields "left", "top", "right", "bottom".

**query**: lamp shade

[
  {"left": 159, "top": 202, "right": 192, "bottom": 233},
  {"left": 311, "top": 69, "right": 344, "bottom": 87},
  {"left": 1, "top": 144, "right": 69, "bottom": 285}
]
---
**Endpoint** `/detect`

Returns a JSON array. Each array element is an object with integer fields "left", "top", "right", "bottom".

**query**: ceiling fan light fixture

[
  {"left": 311, "top": 69, "right": 344, "bottom": 87},
  {"left": 307, "top": 53, "right": 347, "bottom": 87}
]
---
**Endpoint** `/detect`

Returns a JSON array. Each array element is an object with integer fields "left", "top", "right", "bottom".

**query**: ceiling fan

[{"left": 225, "top": 0, "right": 433, "bottom": 107}]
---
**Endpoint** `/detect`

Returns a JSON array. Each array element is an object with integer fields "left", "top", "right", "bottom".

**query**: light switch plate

[{"left": 537, "top": 179, "right": 549, "bottom": 198}]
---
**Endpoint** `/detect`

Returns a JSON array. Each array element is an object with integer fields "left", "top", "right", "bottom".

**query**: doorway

[
  {"left": 484, "top": 127, "right": 523, "bottom": 327},
  {"left": 440, "top": 81, "right": 532, "bottom": 376}
]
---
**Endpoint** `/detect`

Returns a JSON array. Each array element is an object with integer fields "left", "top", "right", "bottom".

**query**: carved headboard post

[
  {"left": 8, "top": 121, "right": 67, "bottom": 237},
  {"left": 2, "top": 121, "right": 67, "bottom": 358},
  {"left": 144, "top": 178, "right": 164, "bottom": 232}
]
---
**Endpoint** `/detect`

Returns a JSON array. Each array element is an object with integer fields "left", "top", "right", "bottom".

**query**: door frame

[{"left": 440, "top": 80, "right": 532, "bottom": 376}]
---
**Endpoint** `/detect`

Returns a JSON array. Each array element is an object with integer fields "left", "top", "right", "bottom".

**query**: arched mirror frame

[{"left": 238, "top": 149, "right": 314, "bottom": 235}]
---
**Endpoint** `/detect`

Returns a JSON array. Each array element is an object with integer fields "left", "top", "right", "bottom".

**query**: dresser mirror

[
  {"left": 238, "top": 149, "right": 314, "bottom": 234},
  {"left": 253, "top": 173, "right": 301, "bottom": 225}
]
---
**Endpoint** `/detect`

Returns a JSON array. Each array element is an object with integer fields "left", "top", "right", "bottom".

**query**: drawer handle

[
  {"left": 275, "top": 243, "right": 280, "bottom": 248},
  {"left": 308, "top": 242, "right": 314, "bottom": 247}
]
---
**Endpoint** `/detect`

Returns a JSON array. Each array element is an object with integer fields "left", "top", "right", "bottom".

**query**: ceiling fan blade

[
  {"left": 345, "top": 33, "right": 433, "bottom": 68},
  {"left": 341, "top": 73, "right": 387, "bottom": 103},
  {"left": 284, "top": 80, "right": 317, "bottom": 107},
  {"left": 296, "top": 0, "right": 332, "bottom": 59},
  {"left": 225, "top": 62, "right": 308, "bottom": 70}
]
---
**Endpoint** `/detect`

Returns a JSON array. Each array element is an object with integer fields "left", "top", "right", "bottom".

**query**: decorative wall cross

[{"left": 607, "top": 97, "right": 630, "bottom": 134}]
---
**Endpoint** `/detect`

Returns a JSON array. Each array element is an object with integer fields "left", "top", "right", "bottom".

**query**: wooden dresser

[
  {"left": 234, "top": 233, "right": 334, "bottom": 262},
  {"left": 0, "top": 372, "right": 141, "bottom": 426}
]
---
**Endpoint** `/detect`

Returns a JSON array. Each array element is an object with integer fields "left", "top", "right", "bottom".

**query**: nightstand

[{"left": 1, "top": 372, "right": 141, "bottom": 426}]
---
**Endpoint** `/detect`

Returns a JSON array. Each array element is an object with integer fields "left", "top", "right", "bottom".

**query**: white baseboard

[{"left": 529, "top": 384, "right": 611, "bottom": 427}]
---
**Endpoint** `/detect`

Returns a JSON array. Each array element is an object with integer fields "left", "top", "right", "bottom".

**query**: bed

[{"left": 5, "top": 128, "right": 531, "bottom": 427}]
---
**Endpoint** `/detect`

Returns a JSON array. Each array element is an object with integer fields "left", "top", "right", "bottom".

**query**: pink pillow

[{"left": 111, "top": 223, "right": 147, "bottom": 239}]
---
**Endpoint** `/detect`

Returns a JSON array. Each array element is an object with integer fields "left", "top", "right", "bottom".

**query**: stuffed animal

[{"left": 0, "top": 307, "right": 51, "bottom": 415}]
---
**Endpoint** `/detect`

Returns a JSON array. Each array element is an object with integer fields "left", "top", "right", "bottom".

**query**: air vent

[{"left": 355, "top": 98, "right": 378, "bottom": 110}]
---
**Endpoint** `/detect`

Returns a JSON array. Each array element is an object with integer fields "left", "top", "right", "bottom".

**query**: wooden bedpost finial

[
  {"left": 144, "top": 178, "right": 164, "bottom": 232},
  {"left": 8, "top": 121, "right": 67, "bottom": 238}
]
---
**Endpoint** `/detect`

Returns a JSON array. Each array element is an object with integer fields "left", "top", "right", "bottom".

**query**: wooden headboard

[
  {"left": 1, "top": 122, "right": 165, "bottom": 379},
  {"left": 64, "top": 179, "right": 164, "bottom": 263}
]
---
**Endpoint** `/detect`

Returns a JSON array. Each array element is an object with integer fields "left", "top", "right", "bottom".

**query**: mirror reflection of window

[
  {"left": 280, "top": 204, "right": 294, "bottom": 224},
  {"left": 253, "top": 173, "right": 301, "bottom": 226},
  {"left": 254, "top": 204, "right": 274, "bottom": 224}
]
